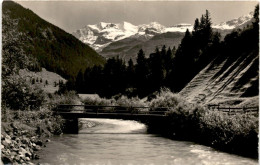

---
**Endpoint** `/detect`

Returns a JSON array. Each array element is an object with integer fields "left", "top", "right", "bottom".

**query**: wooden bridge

[
  {"left": 54, "top": 104, "right": 168, "bottom": 119},
  {"left": 54, "top": 104, "right": 258, "bottom": 133},
  {"left": 53, "top": 105, "right": 169, "bottom": 133}
]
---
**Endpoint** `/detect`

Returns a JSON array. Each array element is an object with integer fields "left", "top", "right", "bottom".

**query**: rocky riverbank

[
  {"left": 1, "top": 108, "right": 65, "bottom": 164},
  {"left": 1, "top": 122, "right": 53, "bottom": 164}
]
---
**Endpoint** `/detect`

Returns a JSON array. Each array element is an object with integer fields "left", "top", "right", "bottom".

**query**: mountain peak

[
  {"left": 213, "top": 12, "right": 254, "bottom": 30},
  {"left": 73, "top": 11, "right": 253, "bottom": 52}
]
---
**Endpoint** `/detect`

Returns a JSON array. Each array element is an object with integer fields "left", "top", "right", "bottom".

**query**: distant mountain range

[{"left": 73, "top": 12, "right": 254, "bottom": 61}]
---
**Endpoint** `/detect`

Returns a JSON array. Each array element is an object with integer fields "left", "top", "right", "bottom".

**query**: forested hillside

[
  {"left": 2, "top": 1, "right": 105, "bottom": 80},
  {"left": 180, "top": 7, "right": 259, "bottom": 105}
]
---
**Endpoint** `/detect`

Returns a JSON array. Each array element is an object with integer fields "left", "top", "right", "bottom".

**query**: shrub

[
  {"left": 2, "top": 75, "right": 46, "bottom": 110},
  {"left": 82, "top": 95, "right": 116, "bottom": 106},
  {"left": 1, "top": 107, "right": 64, "bottom": 136},
  {"left": 149, "top": 88, "right": 183, "bottom": 108}
]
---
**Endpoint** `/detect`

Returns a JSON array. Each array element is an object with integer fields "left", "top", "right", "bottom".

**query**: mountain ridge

[
  {"left": 2, "top": 1, "right": 105, "bottom": 79},
  {"left": 73, "top": 12, "right": 254, "bottom": 56}
]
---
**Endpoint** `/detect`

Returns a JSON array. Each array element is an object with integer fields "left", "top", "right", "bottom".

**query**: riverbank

[
  {"left": 146, "top": 108, "right": 258, "bottom": 159},
  {"left": 1, "top": 108, "right": 64, "bottom": 164}
]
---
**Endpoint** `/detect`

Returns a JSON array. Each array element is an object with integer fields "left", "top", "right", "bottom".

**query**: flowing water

[{"left": 34, "top": 119, "right": 257, "bottom": 165}]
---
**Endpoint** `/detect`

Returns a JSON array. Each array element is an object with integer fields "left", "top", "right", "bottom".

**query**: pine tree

[
  {"left": 75, "top": 70, "right": 84, "bottom": 93},
  {"left": 193, "top": 18, "right": 200, "bottom": 32},
  {"left": 136, "top": 49, "right": 149, "bottom": 97}
]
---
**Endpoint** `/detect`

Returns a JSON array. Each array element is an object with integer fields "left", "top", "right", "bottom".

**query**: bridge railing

[
  {"left": 53, "top": 104, "right": 259, "bottom": 116},
  {"left": 207, "top": 104, "right": 259, "bottom": 115},
  {"left": 53, "top": 104, "right": 169, "bottom": 115}
]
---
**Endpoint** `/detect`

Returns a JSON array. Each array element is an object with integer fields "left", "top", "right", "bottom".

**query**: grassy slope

[
  {"left": 19, "top": 68, "right": 66, "bottom": 93},
  {"left": 2, "top": 1, "right": 105, "bottom": 79}
]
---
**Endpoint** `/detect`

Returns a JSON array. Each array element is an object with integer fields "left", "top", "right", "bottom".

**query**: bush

[
  {"left": 199, "top": 111, "right": 258, "bottom": 156},
  {"left": 1, "top": 107, "right": 64, "bottom": 136},
  {"left": 147, "top": 88, "right": 258, "bottom": 157},
  {"left": 2, "top": 75, "right": 46, "bottom": 110},
  {"left": 48, "top": 91, "right": 82, "bottom": 111},
  {"left": 149, "top": 88, "right": 183, "bottom": 108},
  {"left": 82, "top": 95, "right": 116, "bottom": 106}
]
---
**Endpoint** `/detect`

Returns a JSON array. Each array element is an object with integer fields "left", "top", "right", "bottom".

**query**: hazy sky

[{"left": 17, "top": 1, "right": 258, "bottom": 33}]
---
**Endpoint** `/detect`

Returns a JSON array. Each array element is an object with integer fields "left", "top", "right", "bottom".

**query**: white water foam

[{"left": 79, "top": 118, "right": 147, "bottom": 134}]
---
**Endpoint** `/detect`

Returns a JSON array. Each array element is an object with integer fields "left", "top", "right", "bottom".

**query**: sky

[{"left": 17, "top": 1, "right": 258, "bottom": 33}]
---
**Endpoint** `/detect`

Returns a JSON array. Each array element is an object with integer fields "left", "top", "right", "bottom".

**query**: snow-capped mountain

[
  {"left": 212, "top": 12, "right": 254, "bottom": 30},
  {"left": 73, "top": 12, "right": 253, "bottom": 52},
  {"left": 72, "top": 21, "right": 193, "bottom": 52},
  {"left": 73, "top": 22, "right": 139, "bottom": 51}
]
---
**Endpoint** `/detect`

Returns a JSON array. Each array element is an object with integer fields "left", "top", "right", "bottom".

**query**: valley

[{"left": 1, "top": 1, "right": 259, "bottom": 164}]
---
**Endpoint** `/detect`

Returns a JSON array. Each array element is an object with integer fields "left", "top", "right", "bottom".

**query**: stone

[
  {"left": 10, "top": 151, "right": 17, "bottom": 157},
  {"left": 1, "top": 144, "right": 4, "bottom": 149},
  {"left": 19, "top": 147, "right": 27, "bottom": 154},
  {"left": 21, "top": 130, "right": 28, "bottom": 135},
  {"left": 33, "top": 145, "right": 41, "bottom": 151},
  {"left": 25, "top": 157, "right": 30, "bottom": 161},
  {"left": 11, "top": 123, "right": 17, "bottom": 129},
  {"left": 31, "top": 136, "right": 37, "bottom": 142},
  {"left": 2, "top": 140, "right": 10, "bottom": 147},
  {"left": 46, "top": 139, "right": 51, "bottom": 142},
  {"left": 16, "top": 138, "right": 21, "bottom": 143},
  {"left": 33, "top": 154, "right": 40, "bottom": 159},
  {"left": 29, "top": 148, "right": 34, "bottom": 153},
  {"left": 13, "top": 148, "right": 19, "bottom": 153},
  {"left": 25, "top": 152, "right": 32, "bottom": 158},
  {"left": 2, "top": 156, "right": 12, "bottom": 164},
  {"left": 5, "top": 138, "right": 12, "bottom": 144},
  {"left": 35, "top": 140, "right": 43, "bottom": 146},
  {"left": 21, "top": 138, "right": 29, "bottom": 145},
  {"left": 5, "top": 135, "right": 11, "bottom": 140},
  {"left": 15, "top": 155, "right": 21, "bottom": 162}
]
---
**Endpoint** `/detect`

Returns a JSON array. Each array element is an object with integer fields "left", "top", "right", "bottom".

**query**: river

[{"left": 34, "top": 119, "right": 257, "bottom": 165}]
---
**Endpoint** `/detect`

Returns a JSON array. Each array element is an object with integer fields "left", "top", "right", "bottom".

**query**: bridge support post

[{"left": 63, "top": 118, "right": 79, "bottom": 134}]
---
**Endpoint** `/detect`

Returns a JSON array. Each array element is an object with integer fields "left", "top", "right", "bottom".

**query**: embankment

[{"left": 146, "top": 110, "right": 258, "bottom": 159}]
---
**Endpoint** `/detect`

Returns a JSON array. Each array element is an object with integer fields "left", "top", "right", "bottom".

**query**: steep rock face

[
  {"left": 2, "top": 1, "right": 105, "bottom": 79},
  {"left": 179, "top": 49, "right": 258, "bottom": 105}
]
